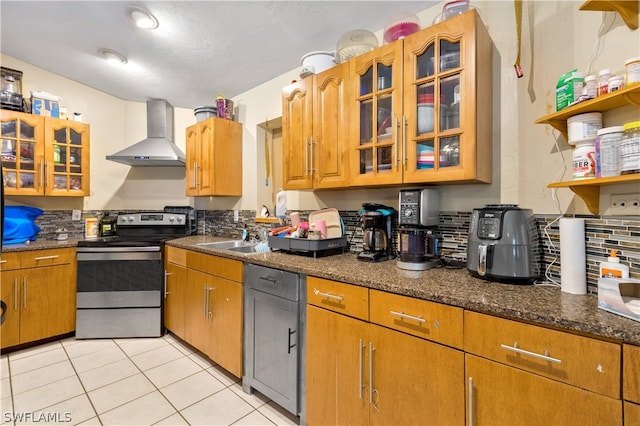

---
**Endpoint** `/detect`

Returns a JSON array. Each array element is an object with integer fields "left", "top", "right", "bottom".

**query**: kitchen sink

[{"left": 196, "top": 240, "right": 259, "bottom": 254}]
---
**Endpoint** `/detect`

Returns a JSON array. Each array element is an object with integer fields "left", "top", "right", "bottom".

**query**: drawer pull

[
  {"left": 500, "top": 342, "right": 562, "bottom": 364},
  {"left": 0, "top": 259, "right": 7, "bottom": 264},
  {"left": 390, "top": 310, "right": 426, "bottom": 323},
  {"left": 313, "top": 288, "right": 343, "bottom": 302},
  {"left": 34, "top": 255, "right": 59, "bottom": 261}
]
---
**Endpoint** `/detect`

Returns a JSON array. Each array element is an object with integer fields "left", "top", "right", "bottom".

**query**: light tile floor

[{"left": 0, "top": 334, "right": 300, "bottom": 426}]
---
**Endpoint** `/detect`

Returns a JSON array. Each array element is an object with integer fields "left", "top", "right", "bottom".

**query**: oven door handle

[{"left": 77, "top": 251, "right": 162, "bottom": 261}]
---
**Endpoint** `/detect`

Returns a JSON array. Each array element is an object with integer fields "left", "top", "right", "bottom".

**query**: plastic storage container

[
  {"left": 620, "top": 120, "right": 640, "bottom": 174},
  {"left": 194, "top": 106, "right": 217, "bottom": 122},
  {"left": 567, "top": 112, "right": 602, "bottom": 144},
  {"left": 597, "top": 69, "right": 611, "bottom": 96},
  {"left": 572, "top": 139, "right": 596, "bottom": 179},
  {"left": 625, "top": 57, "right": 640, "bottom": 85},
  {"left": 595, "top": 126, "right": 623, "bottom": 177},
  {"left": 609, "top": 75, "right": 625, "bottom": 92},
  {"left": 600, "top": 250, "right": 629, "bottom": 279},
  {"left": 583, "top": 74, "right": 597, "bottom": 98}
]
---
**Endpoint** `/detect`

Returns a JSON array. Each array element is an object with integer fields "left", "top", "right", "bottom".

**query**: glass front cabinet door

[
  {"left": 44, "top": 119, "right": 90, "bottom": 196},
  {"left": 349, "top": 9, "right": 492, "bottom": 187},
  {"left": 1, "top": 111, "right": 45, "bottom": 196},
  {"left": 1, "top": 110, "right": 90, "bottom": 196},
  {"left": 403, "top": 9, "right": 492, "bottom": 184}
]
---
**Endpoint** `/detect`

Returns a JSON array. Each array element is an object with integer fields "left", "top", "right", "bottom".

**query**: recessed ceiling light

[
  {"left": 126, "top": 6, "right": 159, "bottom": 29},
  {"left": 100, "top": 48, "right": 128, "bottom": 65}
]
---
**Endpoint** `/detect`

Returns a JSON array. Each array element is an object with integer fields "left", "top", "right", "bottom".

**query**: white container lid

[
  {"left": 598, "top": 68, "right": 611, "bottom": 76},
  {"left": 625, "top": 57, "right": 640, "bottom": 65},
  {"left": 584, "top": 74, "right": 596, "bottom": 82},
  {"left": 597, "top": 126, "right": 624, "bottom": 136},
  {"left": 567, "top": 111, "right": 602, "bottom": 123}
]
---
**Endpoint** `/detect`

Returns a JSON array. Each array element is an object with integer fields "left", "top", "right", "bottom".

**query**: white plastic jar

[
  {"left": 573, "top": 139, "right": 596, "bottom": 179},
  {"left": 609, "top": 75, "right": 625, "bottom": 92},
  {"left": 583, "top": 74, "right": 597, "bottom": 98},
  {"left": 625, "top": 57, "right": 640, "bottom": 85},
  {"left": 567, "top": 112, "right": 602, "bottom": 144},
  {"left": 598, "top": 69, "right": 611, "bottom": 96},
  {"left": 595, "top": 126, "right": 623, "bottom": 177}
]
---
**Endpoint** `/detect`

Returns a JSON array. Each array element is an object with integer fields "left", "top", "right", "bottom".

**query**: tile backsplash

[{"left": 32, "top": 209, "right": 639, "bottom": 294}]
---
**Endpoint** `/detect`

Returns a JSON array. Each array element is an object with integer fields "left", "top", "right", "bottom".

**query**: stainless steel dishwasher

[{"left": 243, "top": 264, "right": 306, "bottom": 417}]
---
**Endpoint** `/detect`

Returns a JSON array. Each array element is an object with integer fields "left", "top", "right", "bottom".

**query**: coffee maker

[
  {"left": 358, "top": 203, "right": 395, "bottom": 262},
  {"left": 397, "top": 189, "right": 441, "bottom": 270}
]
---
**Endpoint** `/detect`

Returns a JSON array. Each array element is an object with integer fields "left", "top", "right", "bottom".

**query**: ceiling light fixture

[
  {"left": 126, "top": 6, "right": 159, "bottom": 29},
  {"left": 100, "top": 48, "right": 128, "bottom": 65}
]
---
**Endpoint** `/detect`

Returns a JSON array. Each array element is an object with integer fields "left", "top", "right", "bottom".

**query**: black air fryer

[{"left": 466, "top": 204, "right": 540, "bottom": 283}]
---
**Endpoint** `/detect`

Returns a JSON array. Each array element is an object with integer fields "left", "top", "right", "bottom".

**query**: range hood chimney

[{"left": 106, "top": 99, "right": 186, "bottom": 166}]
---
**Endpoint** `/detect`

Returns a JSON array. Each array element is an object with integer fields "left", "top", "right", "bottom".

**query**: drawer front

[
  {"left": 0, "top": 253, "right": 21, "bottom": 271},
  {"left": 165, "top": 246, "right": 187, "bottom": 266},
  {"left": 20, "top": 248, "right": 75, "bottom": 269},
  {"left": 370, "top": 289, "right": 463, "bottom": 349},
  {"left": 307, "top": 276, "right": 368, "bottom": 321},
  {"left": 624, "top": 344, "right": 640, "bottom": 404},
  {"left": 464, "top": 311, "right": 621, "bottom": 398},
  {"left": 187, "top": 251, "right": 243, "bottom": 282},
  {"left": 245, "top": 264, "right": 299, "bottom": 301}
]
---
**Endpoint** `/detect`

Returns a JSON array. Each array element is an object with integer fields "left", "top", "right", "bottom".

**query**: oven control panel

[{"left": 117, "top": 213, "right": 186, "bottom": 226}]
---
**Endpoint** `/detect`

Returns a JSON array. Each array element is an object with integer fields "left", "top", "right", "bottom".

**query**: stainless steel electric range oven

[{"left": 75, "top": 211, "right": 191, "bottom": 339}]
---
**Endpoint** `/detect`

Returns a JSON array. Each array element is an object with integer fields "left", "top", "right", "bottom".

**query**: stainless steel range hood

[{"left": 106, "top": 99, "right": 186, "bottom": 166}]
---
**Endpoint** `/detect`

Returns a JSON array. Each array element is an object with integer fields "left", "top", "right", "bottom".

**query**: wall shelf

[
  {"left": 580, "top": 0, "right": 639, "bottom": 30},
  {"left": 535, "top": 85, "right": 640, "bottom": 141},
  {"left": 547, "top": 174, "right": 640, "bottom": 215}
]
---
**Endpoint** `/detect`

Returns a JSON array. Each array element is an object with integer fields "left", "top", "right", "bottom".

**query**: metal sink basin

[{"left": 196, "top": 240, "right": 259, "bottom": 254}]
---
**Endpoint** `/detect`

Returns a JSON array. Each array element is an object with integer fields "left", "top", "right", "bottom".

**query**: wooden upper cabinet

[
  {"left": 402, "top": 9, "right": 492, "bottom": 184},
  {"left": 1, "top": 110, "right": 90, "bottom": 196},
  {"left": 185, "top": 117, "right": 242, "bottom": 196},
  {"left": 282, "top": 77, "right": 313, "bottom": 189},
  {"left": 349, "top": 41, "right": 404, "bottom": 187},
  {"left": 282, "top": 62, "right": 350, "bottom": 190}
]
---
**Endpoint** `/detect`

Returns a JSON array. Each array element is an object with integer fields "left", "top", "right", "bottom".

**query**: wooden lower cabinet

[
  {"left": 0, "top": 248, "right": 76, "bottom": 350},
  {"left": 306, "top": 304, "right": 464, "bottom": 426},
  {"left": 164, "top": 260, "right": 186, "bottom": 340},
  {"left": 466, "top": 354, "right": 622, "bottom": 425},
  {"left": 625, "top": 402, "right": 640, "bottom": 425},
  {"left": 167, "top": 248, "right": 243, "bottom": 378}
]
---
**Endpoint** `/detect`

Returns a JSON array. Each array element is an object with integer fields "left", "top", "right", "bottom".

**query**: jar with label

[
  {"left": 597, "top": 69, "right": 611, "bottom": 96},
  {"left": 583, "top": 74, "right": 597, "bottom": 98},
  {"left": 572, "top": 139, "right": 596, "bottom": 179},
  {"left": 595, "top": 126, "right": 623, "bottom": 177},
  {"left": 625, "top": 57, "right": 640, "bottom": 85},
  {"left": 608, "top": 75, "right": 625, "bottom": 92},
  {"left": 620, "top": 121, "right": 640, "bottom": 175}
]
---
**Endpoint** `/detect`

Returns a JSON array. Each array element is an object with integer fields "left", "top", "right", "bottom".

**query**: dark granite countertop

[
  {"left": 167, "top": 235, "right": 640, "bottom": 346},
  {"left": 5, "top": 236, "right": 639, "bottom": 346}
]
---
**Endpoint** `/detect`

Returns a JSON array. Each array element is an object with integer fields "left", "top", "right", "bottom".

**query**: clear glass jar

[{"left": 620, "top": 120, "right": 640, "bottom": 175}]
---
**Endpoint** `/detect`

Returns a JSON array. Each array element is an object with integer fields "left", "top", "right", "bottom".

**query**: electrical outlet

[
  {"left": 609, "top": 193, "right": 640, "bottom": 215},
  {"left": 72, "top": 209, "right": 82, "bottom": 220},
  {"left": 234, "top": 209, "right": 239, "bottom": 222}
]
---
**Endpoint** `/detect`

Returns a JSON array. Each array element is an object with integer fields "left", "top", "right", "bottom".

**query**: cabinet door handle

[
  {"left": 206, "top": 286, "right": 213, "bottom": 319},
  {"left": 359, "top": 339, "right": 365, "bottom": 399},
  {"left": 402, "top": 115, "right": 407, "bottom": 167},
  {"left": 390, "top": 310, "right": 426, "bottom": 323},
  {"left": 14, "top": 278, "right": 18, "bottom": 310},
  {"left": 193, "top": 162, "right": 198, "bottom": 188},
  {"left": 203, "top": 284, "right": 208, "bottom": 318},
  {"left": 164, "top": 270, "right": 170, "bottom": 298},
  {"left": 304, "top": 137, "right": 310, "bottom": 176},
  {"left": 313, "top": 288, "right": 343, "bottom": 302},
  {"left": 39, "top": 160, "right": 44, "bottom": 188},
  {"left": 468, "top": 377, "right": 474, "bottom": 426},
  {"left": 44, "top": 161, "right": 49, "bottom": 187},
  {"left": 500, "top": 342, "right": 562, "bottom": 364},
  {"left": 309, "top": 136, "right": 315, "bottom": 177},
  {"left": 394, "top": 116, "right": 399, "bottom": 167},
  {"left": 23, "top": 277, "right": 27, "bottom": 309},
  {"left": 287, "top": 328, "right": 296, "bottom": 354},
  {"left": 369, "top": 342, "right": 378, "bottom": 411},
  {"left": 34, "top": 255, "right": 59, "bottom": 261}
]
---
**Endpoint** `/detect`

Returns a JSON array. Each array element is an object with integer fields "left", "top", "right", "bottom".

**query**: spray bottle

[{"left": 599, "top": 250, "right": 629, "bottom": 278}]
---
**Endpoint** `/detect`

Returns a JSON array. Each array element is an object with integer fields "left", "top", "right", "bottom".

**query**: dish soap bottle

[{"left": 599, "top": 250, "right": 629, "bottom": 278}]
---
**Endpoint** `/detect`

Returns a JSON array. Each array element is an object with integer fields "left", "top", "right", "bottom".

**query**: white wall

[{"left": 4, "top": 1, "right": 638, "bottom": 215}]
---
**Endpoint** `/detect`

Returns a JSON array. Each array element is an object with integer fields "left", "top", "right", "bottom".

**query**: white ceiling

[{"left": 1, "top": 1, "right": 437, "bottom": 109}]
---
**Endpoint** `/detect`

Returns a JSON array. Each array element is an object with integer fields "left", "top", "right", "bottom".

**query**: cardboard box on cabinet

[{"left": 31, "top": 96, "right": 59, "bottom": 118}]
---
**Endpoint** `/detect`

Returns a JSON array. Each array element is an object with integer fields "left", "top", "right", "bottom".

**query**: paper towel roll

[{"left": 560, "top": 218, "right": 587, "bottom": 294}]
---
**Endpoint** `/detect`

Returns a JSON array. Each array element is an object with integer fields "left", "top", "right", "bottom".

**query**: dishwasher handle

[{"left": 288, "top": 328, "right": 297, "bottom": 354}]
